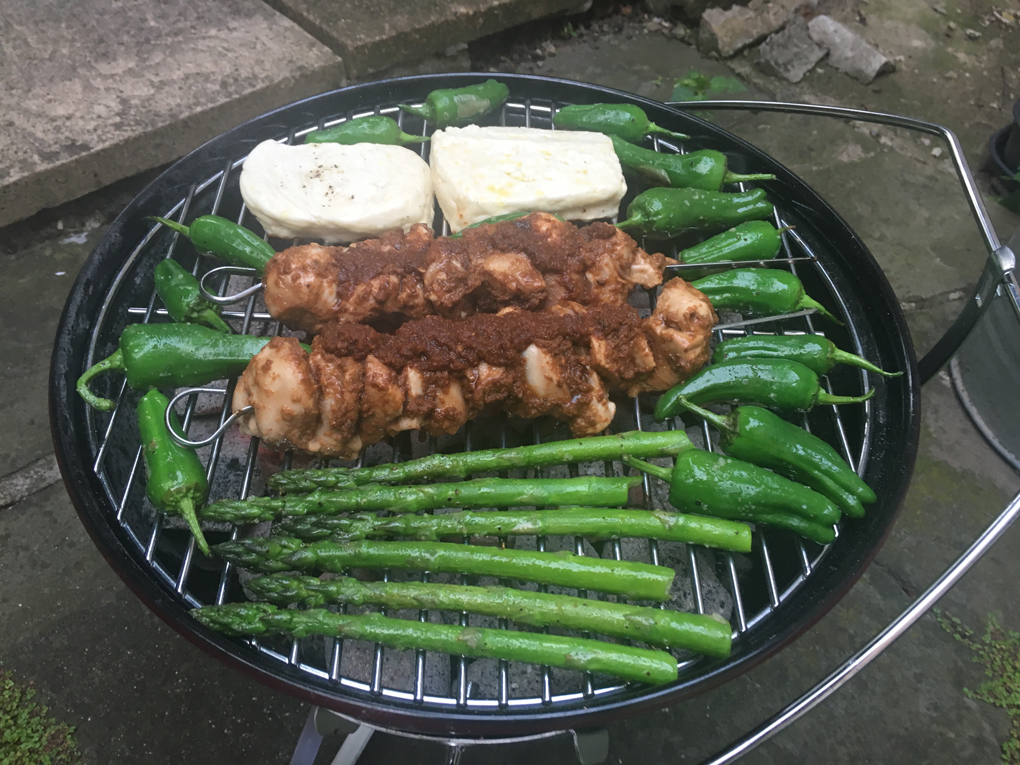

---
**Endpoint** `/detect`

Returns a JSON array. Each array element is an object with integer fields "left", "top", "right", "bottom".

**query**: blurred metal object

[{"left": 951, "top": 228, "right": 1020, "bottom": 472}]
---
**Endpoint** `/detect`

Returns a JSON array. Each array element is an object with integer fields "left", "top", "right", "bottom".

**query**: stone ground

[{"left": 2, "top": 0, "right": 1020, "bottom": 762}]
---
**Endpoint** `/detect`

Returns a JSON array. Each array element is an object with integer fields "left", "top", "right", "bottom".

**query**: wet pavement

[{"left": 1, "top": 0, "right": 1019, "bottom": 762}]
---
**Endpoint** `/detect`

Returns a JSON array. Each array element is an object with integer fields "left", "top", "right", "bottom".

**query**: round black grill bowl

[{"left": 50, "top": 73, "right": 920, "bottom": 738}]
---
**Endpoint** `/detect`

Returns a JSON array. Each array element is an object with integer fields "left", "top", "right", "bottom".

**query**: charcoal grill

[{"left": 49, "top": 74, "right": 1018, "bottom": 760}]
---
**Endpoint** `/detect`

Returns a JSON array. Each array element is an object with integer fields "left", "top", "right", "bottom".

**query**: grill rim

[{"left": 49, "top": 72, "right": 921, "bottom": 737}]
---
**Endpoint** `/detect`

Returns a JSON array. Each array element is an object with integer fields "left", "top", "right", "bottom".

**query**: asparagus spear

[
  {"left": 198, "top": 476, "right": 640, "bottom": 524},
  {"left": 213, "top": 537, "right": 674, "bottom": 600},
  {"left": 272, "top": 507, "right": 752, "bottom": 553},
  {"left": 268, "top": 430, "right": 693, "bottom": 493},
  {"left": 192, "top": 603, "right": 678, "bottom": 685},
  {"left": 247, "top": 575, "right": 732, "bottom": 656}
]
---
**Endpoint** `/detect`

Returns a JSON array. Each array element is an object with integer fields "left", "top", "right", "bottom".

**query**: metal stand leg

[
  {"left": 329, "top": 725, "right": 374, "bottom": 765},
  {"left": 571, "top": 728, "right": 610, "bottom": 765},
  {"left": 290, "top": 708, "right": 324, "bottom": 765},
  {"left": 293, "top": 709, "right": 607, "bottom": 765},
  {"left": 699, "top": 488, "right": 1020, "bottom": 764}
]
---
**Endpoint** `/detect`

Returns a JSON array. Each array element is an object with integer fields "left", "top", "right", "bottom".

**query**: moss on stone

[
  {"left": 0, "top": 667, "right": 81, "bottom": 765},
  {"left": 937, "top": 610, "right": 1020, "bottom": 764}
]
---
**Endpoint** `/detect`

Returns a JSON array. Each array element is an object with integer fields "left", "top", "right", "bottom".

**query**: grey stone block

[
  {"left": 0, "top": 0, "right": 346, "bottom": 228},
  {"left": 756, "top": 16, "right": 827, "bottom": 83},
  {"left": 808, "top": 14, "right": 895, "bottom": 84},
  {"left": 265, "top": 0, "right": 585, "bottom": 78},
  {"left": 698, "top": 0, "right": 814, "bottom": 58}
]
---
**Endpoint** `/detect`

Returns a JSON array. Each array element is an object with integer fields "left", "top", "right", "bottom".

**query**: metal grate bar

[
  {"left": 727, "top": 555, "right": 748, "bottom": 632},
  {"left": 530, "top": 421, "right": 553, "bottom": 705},
  {"left": 115, "top": 447, "right": 144, "bottom": 522},
  {"left": 758, "top": 533, "right": 781, "bottom": 609},
  {"left": 497, "top": 416, "right": 510, "bottom": 708}
]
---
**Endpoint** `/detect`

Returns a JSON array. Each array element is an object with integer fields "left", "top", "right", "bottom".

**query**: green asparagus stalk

[
  {"left": 247, "top": 575, "right": 732, "bottom": 656},
  {"left": 198, "top": 476, "right": 640, "bottom": 524},
  {"left": 272, "top": 507, "right": 752, "bottom": 553},
  {"left": 192, "top": 603, "right": 678, "bottom": 685},
  {"left": 213, "top": 537, "right": 674, "bottom": 600},
  {"left": 268, "top": 430, "right": 693, "bottom": 493}
]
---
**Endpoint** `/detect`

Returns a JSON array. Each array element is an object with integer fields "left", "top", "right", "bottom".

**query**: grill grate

[{"left": 80, "top": 95, "right": 874, "bottom": 713}]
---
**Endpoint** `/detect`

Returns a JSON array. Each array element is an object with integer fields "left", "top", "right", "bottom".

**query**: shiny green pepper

[
  {"left": 616, "top": 187, "right": 774, "bottom": 237},
  {"left": 609, "top": 136, "right": 775, "bottom": 191},
  {"left": 304, "top": 115, "right": 427, "bottom": 146},
  {"left": 626, "top": 451, "right": 839, "bottom": 544},
  {"left": 654, "top": 358, "right": 874, "bottom": 419},
  {"left": 151, "top": 216, "right": 275, "bottom": 274},
  {"left": 691, "top": 268, "right": 841, "bottom": 323},
  {"left": 138, "top": 389, "right": 210, "bottom": 554},
  {"left": 553, "top": 103, "right": 689, "bottom": 143},
  {"left": 399, "top": 80, "right": 510, "bottom": 127},
  {"left": 76, "top": 324, "right": 273, "bottom": 411},
  {"left": 153, "top": 259, "right": 232, "bottom": 333},
  {"left": 676, "top": 398, "right": 876, "bottom": 518},
  {"left": 712, "top": 334, "right": 900, "bottom": 377},
  {"left": 679, "top": 221, "right": 782, "bottom": 266}
]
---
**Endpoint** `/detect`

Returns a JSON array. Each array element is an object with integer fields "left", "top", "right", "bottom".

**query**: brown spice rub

[
  {"left": 315, "top": 304, "right": 648, "bottom": 374},
  {"left": 262, "top": 214, "right": 673, "bottom": 333}
]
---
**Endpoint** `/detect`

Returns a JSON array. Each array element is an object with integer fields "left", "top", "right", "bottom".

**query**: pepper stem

[
  {"left": 398, "top": 103, "right": 434, "bottom": 121},
  {"left": 647, "top": 123, "right": 690, "bottom": 141},
  {"left": 196, "top": 308, "right": 233, "bottom": 334},
  {"left": 831, "top": 349, "right": 902, "bottom": 377},
  {"left": 816, "top": 388, "right": 876, "bottom": 406},
  {"left": 149, "top": 216, "right": 191, "bottom": 238},
  {"left": 76, "top": 349, "right": 125, "bottom": 411},
  {"left": 674, "top": 397, "right": 737, "bottom": 435},
  {"left": 397, "top": 131, "right": 430, "bottom": 145},
  {"left": 722, "top": 172, "right": 777, "bottom": 184},
  {"left": 622, "top": 455, "right": 674, "bottom": 483},
  {"left": 615, "top": 212, "right": 646, "bottom": 231},
  {"left": 176, "top": 496, "right": 211, "bottom": 556},
  {"left": 798, "top": 295, "right": 844, "bottom": 325}
]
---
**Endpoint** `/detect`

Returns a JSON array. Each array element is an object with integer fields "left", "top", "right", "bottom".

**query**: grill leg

[
  {"left": 571, "top": 728, "right": 609, "bottom": 765},
  {"left": 289, "top": 708, "right": 324, "bottom": 765},
  {"left": 329, "top": 725, "right": 374, "bottom": 765}
]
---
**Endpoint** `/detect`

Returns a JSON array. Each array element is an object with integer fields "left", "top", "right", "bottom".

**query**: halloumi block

[
  {"left": 429, "top": 126, "right": 627, "bottom": 232},
  {"left": 239, "top": 140, "right": 434, "bottom": 244}
]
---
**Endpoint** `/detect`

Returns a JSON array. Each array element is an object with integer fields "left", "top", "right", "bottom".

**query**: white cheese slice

[
  {"left": 239, "top": 140, "right": 434, "bottom": 244},
  {"left": 429, "top": 125, "right": 627, "bottom": 232}
]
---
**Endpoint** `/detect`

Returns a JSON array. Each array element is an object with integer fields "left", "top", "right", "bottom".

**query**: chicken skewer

[
  {"left": 262, "top": 212, "right": 673, "bottom": 333},
  {"left": 233, "top": 277, "right": 716, "bottom": 458}
]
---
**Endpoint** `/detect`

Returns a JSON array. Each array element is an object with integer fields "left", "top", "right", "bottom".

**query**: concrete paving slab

[
  {"left": 0, "top": 0, "right": 346, "bottom": 228},
  {"left": 263, "top": 0, "right": 585, "bottom": 77},
  {"left": 3, "top": 3, "right": 1020, "bottom": 762},
  {"left": 0, "top": 482, "right": 307, "bottom": 764}
]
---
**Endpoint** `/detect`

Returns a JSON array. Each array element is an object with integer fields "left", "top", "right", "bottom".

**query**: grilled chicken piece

[
  {"left": 261, "top": 213, "right": 672, "bottom": 333},
  {"left": 263, "top": 225, "right": 433, "bottom": 332},
  {"left": 632, "top": 277, "right": 718, "bottom": 395},
  {"left": 234, "top": 279, "right": 713, "bottom": 458}
]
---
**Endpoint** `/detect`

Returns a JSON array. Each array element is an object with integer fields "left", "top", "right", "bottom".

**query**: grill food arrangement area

[{"left": 50, "top": 75, "right": 919, "bottom": 739}]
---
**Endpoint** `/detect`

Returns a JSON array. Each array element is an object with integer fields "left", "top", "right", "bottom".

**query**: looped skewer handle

[
  {"left": 164, "top": 387, "right": 253, "bottom": 448},
  {"left": 199, "top": 265, "right": 263, "bottom": 306}
]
